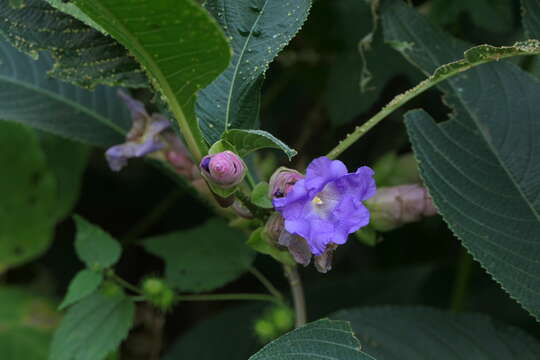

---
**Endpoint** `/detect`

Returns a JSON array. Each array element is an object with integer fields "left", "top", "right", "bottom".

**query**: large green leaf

[
  {"left": 0, "top": 40, "right": 131, "bottom": 146},
  {"left": 49, "top": 292, "right": 134, "bottom": 360},
  {"left": 0, "top": 121, "right": 57, "bottom": 272},
  {"left": 249, "top": 319, "right": 374, "bottom": 360},
  {"left": 197, "top": 0, "right": 312, "bottom": 143},
  {"left": 0, "top": 0, "right": 146, "bottom": 88},
  {"left": 222, "top": 129, "right": 297, "bottom": 160},
  {"left": 73, "top": 0, "right": 231, "bottom": 160},
  {"left": 0, "top": 287, "right": 60, "bottom": 360},
  {"left": 523, "top": 0, "right": 540, "bottom": 39},
  {"left": 381, "top": 0, "right": 540, "bottom": 319},
  {"left": 74, "top": 216, "right": 122, "bottom": 270},
  {"left": 143, "top": 219, "right": 255, "bottom": 292},
  {"left": 59, "top": 269, "right": 103, "bottom": 310},
  {"left": 333, "top": 307, "right": 540, "bottom": 359}
]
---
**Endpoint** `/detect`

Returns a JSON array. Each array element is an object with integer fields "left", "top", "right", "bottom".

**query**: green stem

[
  {"left": 109, "top": 272, "right": 144, "bottom": 295},
  {"left": 284, "top": 265, "right": 306, "bottom": 328},
  {"left": 176, "top": 293, "right": 282, "bottom": 305},
  {"left": 249, "top": 267, "right": 284, "bottom": 302},
  {"left": 235, "top": 190, "right": 270, "bottom": 222},
  {"left": 450, "top": 248, "right": 474, "bottom": 311}
]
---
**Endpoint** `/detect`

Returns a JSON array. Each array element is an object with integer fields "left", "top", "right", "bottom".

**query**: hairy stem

[
  {"left": 450, "top": 247, "right": 474, "bottom": 311},
  {"left": 249, "top": 267, "right": 284, "bottom": 301},
  {"left": 284, "top": 265, "right": 307, "bottom": 328},
  {"left": 176, "top": 293, "right": 282, "bottom": 305}
]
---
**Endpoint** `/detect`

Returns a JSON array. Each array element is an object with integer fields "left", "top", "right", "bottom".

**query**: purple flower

[
  {"left": 199, "top": 151, "right": 246, "bottom": 188},
  {"left": 273, "top": 156, "right": 376, "bottom": 256}
]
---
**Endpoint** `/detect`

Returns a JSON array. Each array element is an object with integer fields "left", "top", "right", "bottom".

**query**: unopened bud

[
  {"left": 200, "top": 151, "right": 246, "bottom": 188},
  {"left": 366, "top": 184, "right": 437, "bottom": 231},
  {"left": 142, "top": 277, "right": 175, "bottom": 310},
  {"left": 268, "top": 167, "right": 304, "bottom": 198},
  {"left": 264, "top": 213, "right": 285, "bottom": 244},
  {"left": 232, "top": 199, "right": 253, "bottom": 219}
]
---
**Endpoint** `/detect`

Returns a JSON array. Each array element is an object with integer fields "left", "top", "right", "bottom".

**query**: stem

[
  {"left": 235, "top": 190, "right": 270, "bottom": 222},
  {"left": 176, "top": 293, "right": 282, "bottom": 305},
  {"left": 249, "top": 267, "right": 284, "bottom": 301},
  {"left": 246, "top": 170, "right": 257, "bottom": 189},
  {"left": 284, "top": 265, "right": 306, "bottom": 328},
  {"left": 450, "top": 247, "right": 474, "bottom": 311},
  {"left": 109, "top": 272, "right": 144, "bottom": 295}
]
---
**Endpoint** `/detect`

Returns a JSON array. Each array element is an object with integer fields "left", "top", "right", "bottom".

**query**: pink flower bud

[
  {"left": 268, "top": 167, "right": 304, "bottom": 198},
  {"left": 200, "top": 151, "right": 246, "bottom": 188}
]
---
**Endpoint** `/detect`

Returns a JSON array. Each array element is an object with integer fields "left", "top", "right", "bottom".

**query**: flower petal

[{"left": 304, "top": 157, "right": 348, "bottom": 193}]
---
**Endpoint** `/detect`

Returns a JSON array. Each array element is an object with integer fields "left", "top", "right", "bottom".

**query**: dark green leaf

[
  {"left": 143, "top": 219, "right": 255, "bottom": 292},
  {"left": 73, "top": 0, "right": 231, "bottom": 160},
  {"left": 333, "top": 306, "right": 540, "bottom": 359},
  {"left": 197, "top": 0, "right": 312, "bottom": 143},
  {"left": 382, "top": 0, "right": 540, "bottom": 319},
  {"left": 0, "top": 0, "right": 146, "bottom": 88},
  {"left": 222, "top": 129, "right": 297, "bottom": 160},
  {"left": 59, "top": 269, "right": 103, "bottom": 310},
  {"left": 523, "top": 0, "right": 540, "bottom": 39},
  {"left": 0, "top": 121, "right": 57, "bottom": 271},
  {"left": 249, "top": 319, "right": 374, "bottom": 360},
  {"left": 74, "top": 216, "right": 122, "bottom": 270},
  {"left": 49, "top": 292, "right": 134, "bottom": 360},
  {"left": 250, "top": 182, "right": 273, "bottom": 209}
]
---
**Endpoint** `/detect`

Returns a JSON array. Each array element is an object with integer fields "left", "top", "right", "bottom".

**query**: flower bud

[
  {"left": 264, "top": 213, "right": 285, "bottom": 245},
  {"left": 142, "top": 277, "right": 175, "bottom": 310},
  {"left": 200, "top": 151, "right": 246, "bottom": 188},
  {"left": 268, "top": 167, "right": 304, "bottom": 199},
  {"left": 366, "top": 184, "right": 437, "bottom": 231},
  {"left": 232, "top": 199, "right": 253, "bottom": 219}
]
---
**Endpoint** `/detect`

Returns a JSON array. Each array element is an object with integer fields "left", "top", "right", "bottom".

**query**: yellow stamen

[{"left": 312, "top": 196, "right": 323, "bottom": 205}]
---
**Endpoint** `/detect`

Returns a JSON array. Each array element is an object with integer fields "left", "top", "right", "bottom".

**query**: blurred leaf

[
  {"left": 250, "top": 182, "right": 273, "bottom": 209},
  {"left": 59, "top": 269, "right": 103, "bottom": 310},
  {"left": 0, "top": 287, "right": 59, "bottom": 360},
  {"left": 49, "top": 292, "right": 134, "bottom": 360},
  {"left": 0, "top": 121, "right": 57, "bottom": 271},
  {"left": 143, "top": 218, "right": 255, "bottom": 292},
  {"left": 333, "top": 307, "right": 540, "bottom": 359},
  {"left": 523, "top": 0, "right": 540, "bottom": 39},
  {"left": 249, "top": 319, "right": 374, "bottom": 360},
  {"left": 73, "top": 0, "right": 231, "bottom": 160},
  {"left": 0, "top": 0, "right": 146, "bottom": 88},
  {"left": 197, "top": 0, "right": 312, "bottom": 144},
  {"left": 382, "top": 0, "right": 540, "bottom": 319},
  {"left": 74, "top": 216, "right": 122, "bottom": 270},
  {"left": 0, "top": 40, "right": 131, "bottom": 146},
  {"left": 222, "top": 129, "right": 297, "bottom": 160}
]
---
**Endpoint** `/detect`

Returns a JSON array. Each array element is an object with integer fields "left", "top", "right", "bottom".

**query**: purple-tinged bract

[{"left": 273, "top": 156, "right": 376, "bottom": 256}]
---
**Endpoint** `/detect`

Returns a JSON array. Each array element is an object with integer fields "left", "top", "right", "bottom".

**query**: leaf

[
  {"left": 0, "top": 121, "right": 57, "bottom": 272},
  {"left": 143, "top": 218, "right": 255, "bottom": 292},
  {"left": 44, "top": 0, "right": 107, "bottom": 34},
  {"left": 197, "top": 0, "right": 313, "bottom": 144},
  {"left": 382, "top": 0, "right": 540, "bottom": 319},
  {"left": 74, "top": 216, "right": 122, "bottom": 270},
  {"left": 250, "top": 182, "right": 273, "bottom": 209},
  {"left": 222, "top": 129, "right": 297, "bottom": 160},
  {"left": 246, "top": 228, "right": 295, "bottom": 266},
  {"left": 332, "top": 306, "right": 540, "bottom": 359},
  {"left": 59, "top": 269, "right": 103, "bottom": 310},
  {"left": 0, "top": 0, "right": 146, "bottom": 88},
  {"left": 522, "top": 0, "right": 540, "bottom": 39},
  {"left": 248, "top": 319, "right": 374, "bottom": 360},
  {"left": 0, "top": 40, "right": 131, "bottom": 146},
  {"left": 0, "top": 287, "right": 60, "bottom": 360},
  {"left": 49, "top": 292, "right": 134, "bottom": 360},
  {"left": 73, "top": 0, "right": 232, "bottom": 161}
]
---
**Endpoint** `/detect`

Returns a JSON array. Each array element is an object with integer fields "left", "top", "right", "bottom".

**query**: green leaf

[
  {"left": 247, "top": 228, "right": 295, "bottom": 266},
  {"left": 59, "top": 270, "right": 103, "bottom": 310},
  {"left": 0, "top": 121, "right": 57, "bottom": 272},
  {"left": 523, "top": 0, "right": 540, "bottom": 39},
  {"left": 49, "top": 292, "right": 134, "bottom": 360},
  {"left": 143, "top": 218, "right": 255, "bottom": 292},
  {"left": 197, "top": 0, "right": 313, "bottom": 144},
  {"left": 44, "top": 0, "right": 108, "bottom": 34},
  {"left": 0, "top": 40, "right": 131, "bottom": 146},
  {"left": 248, "top": 319, "right": 374, "bottom": 360},
  {"left": 0, "top": 0, "right": 146, "bottom": 88},
  {"left": 333, "top": 306, "right": 540, "bottom": 359},
  {"left": 0, "top": 287, "right": 60, "bottom": 360},
  {"left": 382, "top": 0, "right": 540, "bottom": 319},
  {"left": 73, "top": 0, "right": 232, "bottom": 161},
  {"left": 250, "top": 182, "right": 273, "bottom": 209},
  {"left": 222, "top": 129, "right": 297, "bottom": 160},
  {"left": 74, "top": 216, "right": 122, "bottom": 270}
]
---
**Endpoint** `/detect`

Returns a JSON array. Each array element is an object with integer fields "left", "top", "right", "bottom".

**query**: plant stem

[
  {"left": 109, "top": 272, "right": 144, "bottom": 295},
  {"left": 176, "top": 293, "right": 282, "bottom": 305},
  {"left": 284, "top": 265, "right": 306, "bottom": 328},
  {"left": 450, "top": 247, "right": 474, "bottom": 311},
  {"left": 249, "top": 267, "right": 284, "bottom": 302}
]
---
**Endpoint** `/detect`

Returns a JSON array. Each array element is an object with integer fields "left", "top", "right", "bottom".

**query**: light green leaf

[
  {"left": 0, "top": 287, "right": 59, "bottom": 360},
  {"left": 0, "top": 0, "right": 146, "bottom": 88},
  {"left": 0, "top": 121, "right": 57, "bottom": 272},
  {"left": 250, "top": 182, "right": 273, "bottom": 209},
  {"left": 197, "top": 0, "right": 312, "bottom": 144},
  {"left": 247, "top": 228, "right": 295, "bottom": 265},
  {"left": 523, "top": 0, "right": 540, "bottom": 39},
  {"left": 333, "top": 306, "right": 540, "bottom": 359},
  {"left": 49, "top": 292, "right": 134, "bottom": 360},
  {"left": 222, "top": 129, "right": 297, "bottom": 160},
  {"left": 0, "top": 39, "right": 131, "bottom": 146},
  {"left": 59, "top": 270, "right": 103, "bottom": 310},
  {"left": 382, "top": 0, "right": 540, "bottom": 319},
  {"left": 73, "top": 0, "right": 231, "bottom": 161},
  {"left": 249, "top": 319, "right": 375, "bottom": 360},
  {"left": 143, "top": 218, "right": 255, "bottom": 292},
  {"left": 74, "top": 216, "right": 122, "bottom": 270}
]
